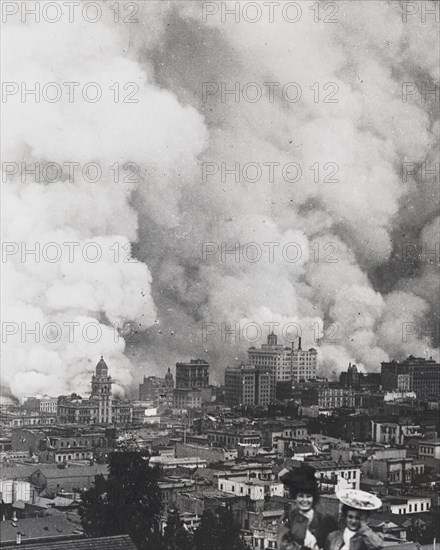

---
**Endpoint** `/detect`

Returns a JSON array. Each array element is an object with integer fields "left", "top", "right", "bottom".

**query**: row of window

[
  {"left": 252, "top": 538, "right": 277, "bottom": 549},
  {"left": 419, "top": 446, "right": 436, "bottom": 454},
  {"left": 220, "top": 482, "right": 253, "bottom": 496},
  {"left": 320, "top": 469, "right": 357, "bottom": 480},
  {"left": 397, "top": 501, "right": 430, "bottom": 513},
  {"left": 56, "top": 451, "right": 91, "bottom": 461},
  {"left": 57, "top": 439, "right": 102, "bottom": 447}
]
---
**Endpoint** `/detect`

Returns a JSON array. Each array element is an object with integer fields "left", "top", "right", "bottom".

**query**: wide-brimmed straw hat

[{"left": 336, "top": 489, "right": 382, "bottom": 511}]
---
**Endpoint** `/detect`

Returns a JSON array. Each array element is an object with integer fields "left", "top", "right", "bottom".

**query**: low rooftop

[
  {"left": 32, "top": 465, "right": 108, "bottom": 479},
  {"left": 0, "top": 534, "right": 137, "bottom": 549},
  {"left": 0, "top": 514, "right": 81, "bottom": 544}
]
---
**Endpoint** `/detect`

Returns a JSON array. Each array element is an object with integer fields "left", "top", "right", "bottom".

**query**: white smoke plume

[
  {"left": 2, "top": 1, "right": 439, "bottom": 398},
  {"left": 130, "top": 0, "right": 439, "bottom": 381},
  {"left": 2, "top": 6, "right": 206, "bottom": 399}
]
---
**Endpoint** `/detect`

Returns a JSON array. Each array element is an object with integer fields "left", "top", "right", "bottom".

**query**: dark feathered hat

[{"left": 279, "top": 464, "right": 318, "bottom": 493}]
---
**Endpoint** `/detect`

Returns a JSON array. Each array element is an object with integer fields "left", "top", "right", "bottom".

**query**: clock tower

[{"left": 91, "top": 356, "right": 113, "bottom": 423}]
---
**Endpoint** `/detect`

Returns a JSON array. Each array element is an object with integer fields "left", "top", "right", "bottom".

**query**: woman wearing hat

[
  {"left": 278, "top": 465, "right": 338, "bottom": 550},
  {"left": 325, "top": 490, "right": 384, "bottom": 550}
]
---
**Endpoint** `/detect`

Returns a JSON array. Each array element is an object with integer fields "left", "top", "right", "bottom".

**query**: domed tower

[
  {"left": 91, "top": 356, "right": 113, "bottom": 424},
  {"left": 267, "top": 332, "right": 278, "bottom": 346}
]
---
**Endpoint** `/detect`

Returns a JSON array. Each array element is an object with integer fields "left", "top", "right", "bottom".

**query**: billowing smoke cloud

[
  {"left": 2, "top": 1, "right": 439, "bottom": 398},
  {"left": 129, "top": 0, "right": 439, "bottom": 381},
  {"left": 2, "top": 6, "right": 206, "bottom": 399}
]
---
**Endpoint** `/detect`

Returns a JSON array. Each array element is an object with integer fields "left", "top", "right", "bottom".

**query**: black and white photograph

[{"left": 1, "top": 1, "right": 439, "bottom": 549}]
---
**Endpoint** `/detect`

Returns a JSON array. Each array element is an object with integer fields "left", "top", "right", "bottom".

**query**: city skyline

[
  {"left": 2, "top": 1, "right": 439, "bottom": 403},
  {"left": 1, "top": 1, "right": 439, "bottom": 548},
  {"left": 12, "top": 346, "right": 440, "bottom": 411}
]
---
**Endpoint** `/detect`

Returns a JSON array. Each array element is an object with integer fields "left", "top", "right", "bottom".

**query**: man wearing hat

[
  {"left": 325, "top": 490, "right": 384, "bottom": 550},
  {"left": 278, "top": 465, "right": 338, "bottom": 550}
]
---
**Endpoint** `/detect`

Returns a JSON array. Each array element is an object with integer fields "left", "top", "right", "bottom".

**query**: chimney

[
  {"left": 298, "top": 337, "right": 302, "bottom": 350},
  {"left": 16, "top": 532, "right": 22, "bottom": 545}
]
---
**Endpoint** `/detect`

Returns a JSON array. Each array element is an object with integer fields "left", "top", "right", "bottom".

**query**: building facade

[
  {"left": 290, "top": 339, "right": 318, "bottom": 382},
  {"left": 139, "top": 376, "right": 164, "bottom": 401},
  {"left": 175, "top": 359, "right": 209, "bottom": 389},
  {"left": 58, "top": 357, "right": 132, "bottom": 425},
  {"left": 218, "top": 477, "right": 284, "bottom": 500},
  {"left": 248, "top": 333, "right": 317, "bottom": 384},
  {"left": 173, "top": 360, "right": 210, "bottom": 410},
  {"left": 306, "top": 460, "right": 361, "bottom": 491},
  {"left": 39, "top": 397, "right": 58, "bottom": 415},
  {"left": 417, "top": 438, "right": 440, "bottom": 471},
  {"left": 385, "top": 496, "right": 431, "bottom": 515},
  {"left": 418, "top": 438, "right": 440, "bottom": 460},
  {"left": 91, "top": 356, "right": 113, "bottom": 424},
  {"left": 139, "top": 369, "right": 174, "bottom": 406},
  {"left": 318, "top": 387, "right": 355, "bottom": 409},
  {"left": 339, "top": 364, "right": 361, "bottom": 388},
  {"left": 381, "top": 356, "right": 440, "bottom": 397},
  {"left": 371, "top": 420, "right": 422, "bottom": 446},
  {"left": 206, "top": 429, "right": 261, "bottom": 448},
  {"left": 362, "top": 454, "right": 424, "bottom": 486},
  {"left": 173, "top": 388, "right": 212, "bottom": 410},
  {"left": 225, "top": 364, "right": 273, "bottom": 407},
  {"left": 58, "top": 397, "right": 98, "bottom": 424}
]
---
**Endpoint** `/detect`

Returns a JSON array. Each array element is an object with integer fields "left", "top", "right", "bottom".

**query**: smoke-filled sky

[{"left": 2, "top": 0, "right": 439, "bottom": 400}]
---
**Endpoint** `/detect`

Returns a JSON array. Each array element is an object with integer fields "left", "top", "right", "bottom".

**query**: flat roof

[{"left": 31, "top": 465, "right": 108, "bottom": 479}]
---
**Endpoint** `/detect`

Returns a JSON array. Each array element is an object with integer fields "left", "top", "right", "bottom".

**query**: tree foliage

[
  {"left": 193, "top": 510, "right": 220, "bottom": 550},
  {"left": 162, "top": 508, "right": 193, "bottom": 550},
  {"left": 193, "top": 507, "right": 250, "bottom": 550},
  {"left": 79, "top": 450, "right": 163, "bottom": 550}
]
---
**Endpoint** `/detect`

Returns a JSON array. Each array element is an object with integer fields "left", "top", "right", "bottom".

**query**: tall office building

[
  {"left": 247, "top": 332, "right": 317, "bottom": 383},
  {"left": 139, "top": 368, "right": 174, "bottom": 406},
  {"left": 139, "top": 376, "right": 164, "bottom": 402},
  {"left": 224, "top": 364, "right": 273, "bottom": 407},
  {"left": 381, "top": 356, "right": 440, "bottom": 397},
  {"left": 340, "top": 363, "right": 361, "bottom": 387},
  {"left": 290, "top": 339, "right": 318, "bottom": 382},
  {"left": 164, "top": 367, "right": 174, "bottom": 390},
  {"left": 174, "top": 359, "right": 211, "bottom": 410},
  {"left": 175, "top": 359, "right": 209, "bottom": 389}
]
